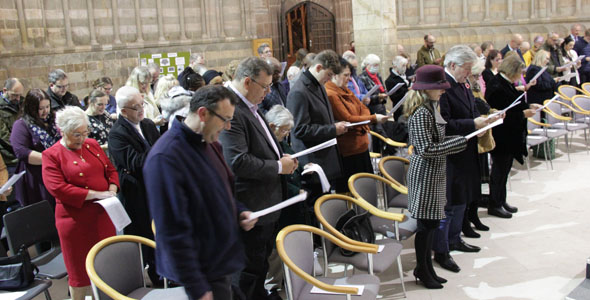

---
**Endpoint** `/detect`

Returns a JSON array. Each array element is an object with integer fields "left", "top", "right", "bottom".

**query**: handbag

[
  {"left": 0, "top": 245, "right": 37, "bottom": 290},
  {"left": 335, "top": 209, "right": 376, "bottom": 257}
]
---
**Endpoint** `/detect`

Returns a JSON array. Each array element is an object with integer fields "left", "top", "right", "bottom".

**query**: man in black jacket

[
  {"left": 108, "top": 85, "right": 161, "bottom": 283},
  {"left": 46, "top": 69, "right": 81, "bottom": 111}
]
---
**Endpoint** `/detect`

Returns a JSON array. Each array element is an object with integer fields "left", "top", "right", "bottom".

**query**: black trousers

[
  {"left": 210, "top": 275, "right": 232, "bottom": 299},
  {"left": 239, "top": 222, "right": 278, "bottom": 300},
  {"left": 489, "top": 152, "right": 514, "bottom": 208}
]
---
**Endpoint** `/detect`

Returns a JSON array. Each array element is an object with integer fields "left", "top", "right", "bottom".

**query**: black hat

[{"left": 202, "top": 70, "right": 223, "bottom": 85}]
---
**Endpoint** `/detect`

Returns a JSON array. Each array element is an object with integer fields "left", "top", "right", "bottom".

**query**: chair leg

[
  {"left": 44, "top": 289, "right": 52, "bottom": 300},
  {"left": 396, "top": 255, "right": 407, "bottom": 298},
  {"left": 565, "top": 135, "right": 571, "bottom": 162},
  {"left": 543, "top": 142, "right": 550, "bottom": 170},
  {"left": 525, "top": 150, "right": 531, "bottom": 180},
  {"left": 547, "top": 140, "right": 554, "bottom": 170}
]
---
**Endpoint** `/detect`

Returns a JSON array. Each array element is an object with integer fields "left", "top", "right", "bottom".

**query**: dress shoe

[
  {"left": 413, "top": 268, "right": 443, "bottom": 289},
  {"left": 488, "top": 207, "right": 513, "bottom": 218},
  {"left": 503, "top": 202, "right": 518, "bottom": 213},
  {"left": 462, "top": 224, "right": 481, "bottom": 238},
  {"left": 449, "top": 240, "right": 481, "bottom": 253},
  {"left": 470, "top": 217, "right": 490, "bottom": 231},
  {"left": 434, "top": 253, "right": 461, "bottom": 273}
]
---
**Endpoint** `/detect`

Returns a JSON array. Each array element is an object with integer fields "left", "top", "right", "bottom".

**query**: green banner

[{"left": 139, "top": 51, "right": 191, "bottom": 78}]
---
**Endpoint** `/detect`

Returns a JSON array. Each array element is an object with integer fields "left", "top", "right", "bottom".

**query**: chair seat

[
  {"left": 298, "top": 274, "right": 380, "bottom": 300},
  {"left": 388, "top": 193, "right": 408, "bottom": 209},
  {"left": 36, "top": 252, "right": 67, "bottom": 279},
  {"left": 0, "top": 279, "right": 52, "bottom": 300},
  {"left": 551, "top": 122, "right": 589, "bottom": 131},
  {"left": 531, "top": 128, "right": 568, "bottom": 138},
  {"left": 370, "top": 211, "right": 417, "bottom": 240},
  {"left": 127, "top": 286, "right": 189, "bottom": 300},
  {"left": 328, "top": 239, "right": 402, "bottom": 273},
  {"left": 527, "top": 135, "right": 548, "bottom": 147}
]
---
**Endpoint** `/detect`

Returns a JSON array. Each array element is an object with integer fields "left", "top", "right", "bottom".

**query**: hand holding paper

[
  {"left": 0, "top": 171, "right": 25, "bottom": 194},
  {"left": 364, "top": 85, "right": 380, "bottom": 99},
  {"left": 302, "top": 164, "right": 331, "bottom": 193},
  {"left": 387, "top": 93, "right": 409, "bottom": 117},
  {"left": 345, "top": 120, "right": 370, "bottom": 127},
  {"left": 96, "top": 197, "right": 132, "bottom": 231},
  {"left": 466, "top": 119, "right": 503, "bottom": 140},
  {"left": 535, "top": 94, "right": 560, "bottom": 112},
  {"left": 528, "top": 66, "right": 547, "bottom": 83}
]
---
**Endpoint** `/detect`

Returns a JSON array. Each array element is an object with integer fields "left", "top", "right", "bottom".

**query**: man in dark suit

[
  {"left": 287, "top": 50, "right": 348, "bottom": 194},
  {"left": 435, "top": 45, "right": 493, "bottom": 273},
  {"left": 500, "top": 33, "right": 525, "bottom": 62},
  {"left": 108, "top": 85, "right": 161, "bottom": 283},
  {"left": 218, "top": 57, "right": 297, "bottom": 300}
]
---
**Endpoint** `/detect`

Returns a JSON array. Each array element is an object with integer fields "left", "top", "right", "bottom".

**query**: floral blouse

[{"left": 88, "top": 114, "right": 113, "bottom": 145}]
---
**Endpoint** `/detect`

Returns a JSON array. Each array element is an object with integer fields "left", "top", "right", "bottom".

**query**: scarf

[
  {"left": 26, "top": 117, "right": 61, "bottom": 149},
  {"left": 365, "top": 67, "right": 385, "bottom": 93}
]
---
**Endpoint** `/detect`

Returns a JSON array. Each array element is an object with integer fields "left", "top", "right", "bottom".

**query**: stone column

[
  {"left": 506, "top": 0, "right": 513, "bottom": 20},
  {"left": 200, "top": 0, "right": 209, "bottom": 38},
  {"left": 217, "top": 0, "right": 226, "bottom": 38},
  {"left": 240, "top": 0, "right": 247, "bottom": 36},
  {"left": 352, "top": 0, "right": 397, "bottom": 76},
  {"left": 484, "top": 0, "right": 490, "bottom": 21},
  {"left": 16, "top": 0, "right": 29, "bottom": 48},
  {"left": 178, "top": 0, "right": 188, "bottom": 40},
  {"left": 441, "top": 0, "right": 447, "bottom": 23},
  {"left": 156, "top": 0, "right": 165, "bottom": 41},
  {"left": 462, "top": 0, "right": 468, "bottom": 22},
  {"left": 576, "top": 0, "right": 582, "bottom": 16},
  {"left": 419, "top": 0, "right": 425, "bottom": 24},
  {"left": 134, "top": 0, "right": 144, "bottom": 42},
  {"left": 87, "top": 0, "right": 98, "bottom": 45},
  {"left": 62, "top": 0, "right": 74, "bottom": 47},
  {"left": 530, "top": 0, "right": 536, "bottom": 19},
  {"left": 111, "top": 0, "right": 122, "bottom": 44}
]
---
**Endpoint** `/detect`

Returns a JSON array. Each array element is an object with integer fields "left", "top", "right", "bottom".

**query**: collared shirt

[
  {"left": 445, "top": 69, "right": 459, "bottom": 83},
  {"left": 121, "top": 115, "right": 146, "bottom": 140},
  {"left": 226, "top": 82, "right": 283, "bottom": 174}
]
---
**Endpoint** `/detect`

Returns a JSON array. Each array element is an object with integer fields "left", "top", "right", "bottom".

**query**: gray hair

[
  {"left": 257, "top": 43, "right": 271, "bottom": 55},
  {"left": 392, "top": 56, "right": 408, "bottom": 70},
  {"left": 234, "top": 57, "right": 273, "bottom": 82},
  {"left": 265, "top": 105, "right": 294, "bottom": 128},
  {"left": 55, "top": 105, "right": 89, "bottom": 134},
  {"left": 3, "top": 78, "right": 20, "bottom": 90},
  {"left": 154, "top": 74, "right": 179, "bottom": 105},
  {"left": 471, "top": 59, "right": 485, "bottom": 75},
  {"left": 126, "top": 66, "right": 151, "bottom": 90},
  {"left": 444, "top": 45, "right": 478, "bottom": 67},
  {"left": 342, "top": 50, "right": 356, "bottom": 62},
  {"left": 115, "top": 86, "right": 141, "bottom": 109},
  {"left": 147, "top": 62, "right": 160, "bottom": 72},
  {"left": 160, "top": 94, "right": 191, "bottom": 120},
  {"left": 361, "top": 54, "right": 381, "bottom": 70},
  {"left": 48, "top": 69, "right": 67, "bottom": 84}
]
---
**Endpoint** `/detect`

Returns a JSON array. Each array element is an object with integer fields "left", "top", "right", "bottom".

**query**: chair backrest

[
  {"left": 558, "top": 85, "right": 577, "bottom": 100},
  {"left": 379, "top": 157, "right": 407, "bottom": 186},
  {"left": 3, "top": 201, "right": 59, "bottom": 256},
  {"left": 282, "top": 230, "right": 314, "bottom": 299},
  {"left": 350, "top": 176, "right": 380, "bottom": 207},
  {"left": 572, "top": 95, "right": 590, "bottom": 111},
  {"left": 317, "top": 198, "right": 349, "bottom": 255},
  {"left": 527, "top": 111, "right": 542, "bottom": 131},
  {"left": 545, "top": 101, "right": 565, "bottom": 125},
  {"left": 582, "top": 82, "right": 590, "bottom": 95}
]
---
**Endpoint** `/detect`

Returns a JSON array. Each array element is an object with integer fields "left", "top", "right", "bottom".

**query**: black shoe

[
  {"left": 413, "top": 268, "right": 443, "bottom": 289},
  {"left": 488, "top": 207, "right": 513, "bottom": 218},
  {"left": 462, "top": 224, "right": 481, "bottom": 238},
  {"left": 503, "top": 202, "right": 518, "bottom": 213},
  {"left": 449, "top": 240, "right": 481, "bottom": 253},
  {"left": 470, "top": 217, "right": 490, "bottom": 231},
  {"left": 434, "top": 253, "right": 461, "bottom": 273}
]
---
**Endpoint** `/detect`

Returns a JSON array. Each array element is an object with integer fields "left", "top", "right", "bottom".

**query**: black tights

[{"left": 415, "top": 219, "right": 440, "bottom": 270}]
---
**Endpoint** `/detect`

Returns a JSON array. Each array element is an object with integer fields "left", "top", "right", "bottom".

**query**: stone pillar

[
  {"left": 156, "top": 0, "right": 165, "bottom": 41},
  {"left": 87, "top": 0, "right": 98, "bottom": 45},
  {"left": 200, "top": 0, "right": 209, "bottom": 38},
  {"left": 462, "top": 0, "right": 468, "bottom": 22},
  {"left": 134, "top": 0, "right": 144, "bottom": 42},
  {"left": 530, "top": 0, "right": 536, "bottom": 19},
  {"left": 62, "top": 0, "right": 74, "bottom": 47},
  {"left": 16, "top": 0, "right": 29, "bottom": 48},
  {"left": 352, "top": 0, "right": 397, "bottom": 76},
  {"left": 178, "top": 0, "right": 188, "bottom": 40},
  {"left": 111, "top": 0, "right": 122, "bottom": 44}
]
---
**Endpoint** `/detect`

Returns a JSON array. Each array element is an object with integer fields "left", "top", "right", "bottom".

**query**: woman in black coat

[
  {"left": 385, "top": 56, "right": 410, "bottom": 120},
  {"left": 526, "top": 50, "right": 558, "bottom": 105},
  {"left": 482, "top": 49, "right": 503, "bottom": 87},
  {"left": 485, "top": 55, "right": 542, "bottom": 218}
]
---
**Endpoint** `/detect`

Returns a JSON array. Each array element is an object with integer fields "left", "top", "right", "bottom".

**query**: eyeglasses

[
  {"left": 250, "top": 78, "right": 273, "bottom": 91},
  {"left": 71, "top": 131, "right": 89, "bottom": 139},
  {"left": 55, "top": 84, "right": 69, "bottom": 89},
  {"left": 207, "top": 108, "right": 232, "bottom": 124},
  {"left": 123, "top": 103, "right": 145, "bottom": 112}
]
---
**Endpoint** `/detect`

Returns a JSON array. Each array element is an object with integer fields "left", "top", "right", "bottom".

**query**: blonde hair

[
  {"left": 153, "top": 74, "right": 178, "bottom": 106},
  {"left": 531, "top": 49, "right": 549, "bottom": 67},
  {"left": 403, "top": 90, "right": 429, "bottom": 117}
]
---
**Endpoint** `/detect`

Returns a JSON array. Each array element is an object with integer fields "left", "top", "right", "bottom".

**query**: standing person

[
  {"left": 42, "top": 106, "right": 119, "bottom": 300},
  {"left": 575, "top": 29, "right": 590, "bottom": 83},
  {"left": 326, "top": 57, "right": 390, "bottom": 182},
  {"left": 560, "top": 36, "right": 581, "bottom": 86},
  {"left": 481, "top": 41, "right": 495, "bottom": 59},
  {"left": 358, "top": 54, "right": 389, "bottom": 115},
  {"left": 385, "top": 55, "right": 411, "bottom": 120},
  {"left": 416, "top": 35, "right": 443, "bottom": 67},
  {"left": 543, "top": 32, "right": 568, "bottom": 78},
  {"left": 259, "top": 57, "right": 289, "bottom": 115},
  {"left": 287, "top": 50, "right": 348, "bottom": 195},
  {"left": 108, "top": 86, "right": 161, "bottom": 282},
  {"left": 526, "top": 50, "right": 558, "bottom": 105},
  {"left": 0, "top": 78, "right": 24, "bottom": 170},
  {"left": 342, "top": 50, "right": 369, "bottom": 103},
  {"left": 10, "top": 89, "right": 60, "bottom": 207},
  {"left": 144, "top": 85, "right": 257, "bottom": 300},
  {"left": 47, "top": 69, "right": 81, "bottom": 110},
  {"left": 486, "top": 55, "right": 542, "bottom": 218},
  {"left": 482, "top": 50, "right": 503, "bottom": 87},
  {"left": 147, "top": 63, "right": 161, "bottom": 92},
  {"left": 435, "top": 46, "right": 491, "bottom": 274},
  {"left": 500, "top": 34, "right": 525, "bottom": 61},
  {"left": 403, "top": 65, "right": 467, "bottom": 289},
  {"left": 570, "top": 24, "right": 583, "bottom": 42},
  {"left": 523, "top": 36, "right": 545, "bottom": 67},
  {"left": 126, "top": 66, "right": 165, "bottom": 126},
  {"left": 218, "top": 57, "right": 297, "bottom": 300},
  {"left": 85, "top": 89, "right": 113, "bottom": 146},
  {"left": 92, "top": 77, "right": 118, "bottom": 116},
  {"left": 257, "top": 43, "right": 273, "bottom": 59}
]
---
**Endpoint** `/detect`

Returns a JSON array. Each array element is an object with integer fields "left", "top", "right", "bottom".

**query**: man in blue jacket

[
  {"left": 143, "top": 85, "right": 257, "bottom": 300},
  {"left": 575, "top": 29, "right": 590, "bottom": 83}
]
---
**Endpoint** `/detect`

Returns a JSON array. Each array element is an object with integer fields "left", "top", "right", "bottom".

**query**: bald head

[
  {"left": 265, "top": 57, "right": 282, "bottom": 83},
  {"left": 572, "top": 24, "right": 582, "bottom": 37},
  {"left": 425, "top": 35, "right": 436, "bottom": 49},
  {"left": 510, "top": 34, "right": 523, "bottom": 49}
]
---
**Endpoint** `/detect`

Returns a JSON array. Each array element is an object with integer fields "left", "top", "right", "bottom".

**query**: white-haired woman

[
  {"left": 153, "top": 74, "right": 178, "bottom": 107},
  {"left": 126, "top": 66, "right": 165, "bottom": 126},
  {"left": 160, "top": 86, "right": 193, "bottom": 128},
  {"left": 42, "top": 106, "right": 119, "bottom": 300},
  {"left": 385, "top": 55, "right": 410, "bottom": 120},
  {"left": 85, "top": 89, "right": 113, "bottom": 146},
  {"left": 358, "top": 54, "right": 388, "bottom": 114}
]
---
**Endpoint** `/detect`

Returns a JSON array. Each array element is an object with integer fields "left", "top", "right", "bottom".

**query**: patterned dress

[
  {"left": 407, "top": 101, "right": 467, "bottom": 220},
  {"left": 88, "top": 113, "right": 113, "bottom": 145}
]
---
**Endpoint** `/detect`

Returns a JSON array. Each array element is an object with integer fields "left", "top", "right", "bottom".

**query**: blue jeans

[{"left": 433, "top": 203, "right": 466, "bottom": 254}]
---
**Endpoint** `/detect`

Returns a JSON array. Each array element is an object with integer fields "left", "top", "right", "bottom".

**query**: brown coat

[{"left": 325, "top": 81, "right": 376, "bottom": 157}]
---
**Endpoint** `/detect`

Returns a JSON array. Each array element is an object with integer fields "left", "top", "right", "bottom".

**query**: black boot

[
  {"left": 414, "top": 231, "right": 443, "bottom": 289},
  {"left": 425, "top": 229, "right": 447, "bottom": 283},
  {"left": 469, "top": 202, "right": 490, "bottom": 231},
  {"left": 462, "top": 211, "right": 481, "bottom": 238}
]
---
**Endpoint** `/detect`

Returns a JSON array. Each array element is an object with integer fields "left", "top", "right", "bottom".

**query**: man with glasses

[
  {"left": 108, "top": 85, "right": 161, "bottom": 284},
  {"left": 0, "top": 78, "right": 24, "bottom": 170},
  {"left": 258, "top": 57, "right": 289, "bottom": 115},
  {"left": 257, "top": 43, "right": 273, "bottom": 59},
  {"left": 47, "top": 69, "right": 81, "bottom": 111},
  {"left": 219, "top": 57, "right": 297, "bottom": 300}
]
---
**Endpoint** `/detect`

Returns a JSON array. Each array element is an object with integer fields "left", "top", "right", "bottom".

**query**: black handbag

[
  {"left": 335, "top": 209, "right": 376, "bottom": 257},
  {"left": 0, "top": 245, "right": 37, "bottom": 290}
]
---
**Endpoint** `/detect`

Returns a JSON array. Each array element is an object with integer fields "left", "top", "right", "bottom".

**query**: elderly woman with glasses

[
  {"left": 85, "top": 89, "right": 113, "bottom": 146},
  {"left": 42, "top": 106, "right": 119, "bottom": 300}
]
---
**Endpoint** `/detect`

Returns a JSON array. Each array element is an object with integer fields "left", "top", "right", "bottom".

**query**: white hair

[
  {"left": 160, "top": 94, "right": 192, "bottom": 121},
  {"left": 471, "top": 59, "right": 485, "bottom": 75},
  {"left": 361, "top": 54, "right": 381, "bottom": 70},
  {"left": 392, "top": 56, "right": 408, "bottom": 70},
  {"left": 115, "top": 86, "right": 141, "bottom": 110},
  {"left": 154, "top": 74, "right": 179, "bottom": 106},
  {"left": 126, "top": 66, "right": 151, "bottom": 90},
  {"left": 342, "top": 50, "right": 356, "bottom": 62},
  {"left": 55, "top": 106, "right": 89, "bottom": 135},
  {"left": 444, "top": 45, "right": 478, "bottom": 67},
  {"left": 265, "top": 105, "right": 294, "bottom": 128}
]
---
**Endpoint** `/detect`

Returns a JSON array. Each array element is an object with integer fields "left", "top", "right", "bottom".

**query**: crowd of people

[{"left": 0, "top": 24, "right": 588, "bottom": 299}]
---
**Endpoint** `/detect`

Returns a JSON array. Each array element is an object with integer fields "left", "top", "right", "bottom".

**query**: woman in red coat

[{"left": 42, "top": 106, "right": 119, "bottom": 300}]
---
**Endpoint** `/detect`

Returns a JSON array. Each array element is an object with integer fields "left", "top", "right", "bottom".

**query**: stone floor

[{"left": 29, "top": 134, "right": 590, "bottom": 300}]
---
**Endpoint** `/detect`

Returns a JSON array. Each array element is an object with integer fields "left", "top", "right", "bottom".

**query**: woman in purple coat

[{"left": 9, "top": 89, "right": 60, "bottom": 207}]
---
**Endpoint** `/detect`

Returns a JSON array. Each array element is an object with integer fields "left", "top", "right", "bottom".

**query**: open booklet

[
  {"left": 96, "top": 197, "right": 132, "bottom": 232},
  {"left": 535, "top": 94, "right": 560, "bottom": 112},
  {"left": 466, "top": 118, "right": 503, "bottom": 140},
  {"left": 291, "top": 138, "right": 337, "bottom": 159},
  {"left": 386, "top": 83, "right": 405, "bottom": 96},
  {"left": 364, "top": 84, "right": 381, "bottom": 99},
  {"left": 248, "top": 192, "right": 308, "bottom": 220},
  {"left": 486, "top": 92, "right": 525, "bottom": 120},
  {"left": 387, "top": 93, "right": 409, "bottom": 117},
  {"left": 557, "top": 72, "right": 577, "bottom": 82},
  {"left": 301, "top": 163, "right": 330, "bottom": 193},
  {"left": 0, "top": 171, "right": 25, "bottom": 194}
]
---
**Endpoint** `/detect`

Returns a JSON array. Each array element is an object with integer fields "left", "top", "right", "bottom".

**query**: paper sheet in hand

[
  {"left": 310, "top": 285, "right": 364, "bottom": 295},
  {"left": 558, "top": 72, "right": 577, "bottom": 81},
  {"left": 279, "top": 62, "right": 288, "bottom": 78},
  {"left": 486, "top": 93, "right": 525, "bottom": 120},
  {"left": 466, "top": 118, "right": 503, "bottom": 140},
  {"left": 301, "top": 163, "right": 331, "bottom": 193},
  {"left": 387, "top": 93, "right": 409, "bottom": 117},
  {"left": 386, "top": 83, "right": 405, "bottom": 96},
  {"left": 0, "top": 171, "right": 25, "bottom": 194},
  {"left": 528, "top": 66, "right": 548, "bottom": 83},
  {"left": 96, "top": 197, "right": 132, "bottom": 231},
  {"left": 364, "top": 84, "right": 380, "bottom": 99},
  {"left": 536, "top": 94, "right": 560, "bottom": 112},
  {"left": 345, "top": 120, "right": 370, "bottom": 127},
  {"left": 248, "top": 192, "right": 308, "bottom": 220},
  {"left": 291, "top": 138, "right": 337, "bottom": 159}
]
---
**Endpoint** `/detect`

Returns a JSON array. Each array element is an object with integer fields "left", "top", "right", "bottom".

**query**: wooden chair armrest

[
  {"left": 555, "top": 100, "right": 589, "bottom": 115},
  {"left": 369, "top": 152, "right": 381, "bottom": 159},
  {"left": 543, "top": 108, "right": 572, "bottom": 121},
  {"left": 370, "top": 131, "right": 407, "bottom": 147},
  {"left": 527, "top": 118, "right": 551, "bottom": 127}
]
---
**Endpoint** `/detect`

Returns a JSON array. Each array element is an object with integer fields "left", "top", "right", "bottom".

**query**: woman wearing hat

[{"left": 403, "top": 65, "right": 467, "bottom": 289}]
